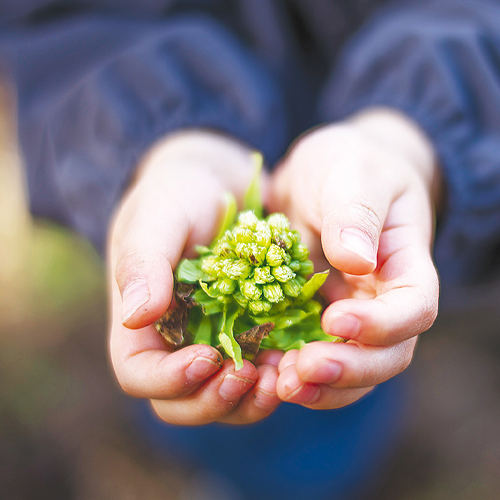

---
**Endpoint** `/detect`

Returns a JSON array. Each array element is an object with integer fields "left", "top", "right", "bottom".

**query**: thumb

[
  {"left": 320, "top": 173, "right": 392, "bottom": 276},
  {"left": 111, "top": 194, "right": 191, "bottom": 330},
  {"left": 116, "top": 248, "right": 176, "bottom": 330}
]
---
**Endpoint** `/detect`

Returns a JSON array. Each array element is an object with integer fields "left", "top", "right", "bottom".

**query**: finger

[
  {"left": 151, "top": 359, "right": 258, "bottom": 425},
  {"left": 300, "top": 385, "right": 374, "bottom": 410},
  {"left": 220, "top": 364, "right": 281, "bottom": 424},
  {"left": 254, "top": 349, "right": 284, "bottom": 368},
  {"left": 294, "top": 338, "right": 417, "bottom": 389},
  {"left": 111, "top": 191, "right": 188, "bottom": 329},
  {"left": 110, "top": 167, "right": 226, "bottom": 329},
  {"left": 320, "top": 165, "right": 397, "bottom": 276},
  {"left": 276, "top": 365, "right": 321, "bottom": 405},
  {"left": 276, "top": 364, "right": 372, "bottom": 409},
  {"left": 277, "top": 349, "right": 299, "bottom": 373},
  {"left": 322, "top": 232, "right": 438, "bottom": 345},
  {"left": 108, "top": 179, "right": 226, "bottom": 398},
  {"left": 109, "top": 321, "right": 224, "bottom": 399}
]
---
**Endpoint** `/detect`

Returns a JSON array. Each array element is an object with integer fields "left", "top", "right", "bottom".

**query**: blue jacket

[{"left": 1, "top": 0, "right": 500, "bottom": 285}]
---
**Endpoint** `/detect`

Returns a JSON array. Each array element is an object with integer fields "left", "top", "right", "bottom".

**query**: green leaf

[
  {"left": 304, "top": 299, "right": 323, "bottom": 315},
  {"left": 250, "top": 308, "right": 311, "bottom": 330},
  {"left": 199, "top": 280, "right": 219, "bottom": 299},
  {"left": 202, "top": 301, "right": 225, "bottom": 316},
  {"left": 193, "top": 288, "right": 212, "bottom": 305},
  {"left": 215, "top": 192, "right": 238, "bottom": 242},
  {"left": 296, "top": 270, "right": 329, "bottom": 304},
  {"left": 260, "top": 317, "right": 345, "bottom": 351},
  {"left": 193, "top": 289, "right": 224, "bottom": 315},
  {"left": 193, "top": 315, "right": 213, "bottom": 345},
  {"left": 219, "top": 333, "right": 242, "bottom": 370},
  {"left": 195, "top": 245, "right": 212, "bottom": 255},
  {"left": 243, "top": 152, "right": 264, "bottom": 218},
  {"left": 177, "top": 259, "right": 211, "bottom": 283},
  {"left": 187, "top": 305, "right": 203, "bottom": 337},
  {"left": 219, "top": 304, "right": 244, "bottom": 370},
  {"left": 260, "top": 327, "right": 307, "bottom": 351}
]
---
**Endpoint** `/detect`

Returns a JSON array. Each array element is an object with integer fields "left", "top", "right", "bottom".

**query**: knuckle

[
  {"left": 109, "top": 347, "right": 137, "bottom": 396},
  {"left": 413, "top": 285, "right": 439, "bottom": 333},
  {"left": 356, "top": 360, "right": 373, "bottom": 387},
  {"left": 115, "top": 250, "right": 146, "bottom": 290},
  {"left": 396, "top": 339, "right": 417, "bottom": 375},
  {"left": 114, "top": 367, "right": 141, "bottom": 398},
  {"left": 349, "top": 201, "right": 383, "bottom": 239},
  {"left": 400, "top": 348, "right": 414, "bottom": 373}
]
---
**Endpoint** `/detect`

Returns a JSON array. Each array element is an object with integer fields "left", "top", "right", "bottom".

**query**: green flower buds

[
  {"left": 223, "top": 259, "right": 252, "bottom": 280},
  {"left": 241, "top": 279, "right": 262, "bottom": 301},
  {"left": 192, "top": 210, "right": 315, "bottom": 314},
  {"left": 266, "top": 244, "right": 286, "bottom": 267},
  {"left": 218, "top": 278, "right": 237, "bottom": 295},
  {"left": 263, "top": 282, "right": 285, "bottom": 303},
  {"left": 299, "top": 260, "right": 315, "bottom": 275},
  {"left": 282, "top": 278, "right": 302, "bottom": 297},
  {"left": 156, "top": 153, "right": 344, "bottom": 371},
  {"left": 272, "top": 265, "right": 295, "bottom": 283},
  {"left": 249, "top": 299, "right": 272, "bottom": 315},
  {"left": 254, "top": 266, "right": 274, "bottom": 284},
  {"left": 291, "top": 242, "right": 310, "bottom": 261}
]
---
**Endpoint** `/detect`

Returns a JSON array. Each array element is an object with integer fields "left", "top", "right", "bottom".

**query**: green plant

[{"left": 155, "top": 154, "right": 343, "bottom": 369}]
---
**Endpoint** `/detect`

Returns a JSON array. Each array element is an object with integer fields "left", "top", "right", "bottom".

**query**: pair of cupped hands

[{"left": 108, "top": 108, "right": 441, "bottom": 425}]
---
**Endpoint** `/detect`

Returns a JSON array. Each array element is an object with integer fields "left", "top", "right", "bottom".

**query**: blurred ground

[{"left": 1, "top": 87, "right": 500, "bottom": 500}]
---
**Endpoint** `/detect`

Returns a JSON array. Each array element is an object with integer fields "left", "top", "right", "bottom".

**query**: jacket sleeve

[
  {"left": 319, "top": 0, "right": 500, "bottom": 286},
  {"left": 0, "top": 14, "right": 287, "bottom": 253}
]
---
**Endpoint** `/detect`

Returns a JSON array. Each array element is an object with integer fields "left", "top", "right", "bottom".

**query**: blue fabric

[
  {"left": 2, "top": 0, "right": 500, "bottom": 283},
  {"left": 3, "top": 0, "right": 500, "bottom": 284},
  {"left": 133, "top": 374, "right": 410, "bottom": 500},
  {"left": 0, "top": 12, "right": 289, "bottom": 250}
]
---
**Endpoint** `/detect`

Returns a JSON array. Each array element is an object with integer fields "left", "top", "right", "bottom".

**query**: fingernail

[
  {"left": 340, "top": 228, "right": 376, "bottom": 265},
  {"left": 327, "top": 312, "right": 361, "bottom": 339},
  {"left": 186, "top": 356, "right": 221, "bottom": 383},
  {"left": 278, "top": 350, "right": 299, "bottom": 373},
  {"left": 284, "top": 383, "right": 321, "bottom": 405},
  {"left": 122, "top": 279, "right": 150, "bottom": 324},
  {"left": 254, "top": 389, "right": 280, "bottom": 410},
  {"left": 306, "top": 359, "right": 342, "bottom": 384},
  {"left": 219, "top": 374, "right": 254, "bottom": 402}
]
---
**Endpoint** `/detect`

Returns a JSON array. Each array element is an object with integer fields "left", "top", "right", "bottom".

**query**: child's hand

[
  {"left": 107, "top": 131, "right": 281, "bottom": 425},
  {"left": 270, "top": 108, "right": 441, "bottom": 409}
]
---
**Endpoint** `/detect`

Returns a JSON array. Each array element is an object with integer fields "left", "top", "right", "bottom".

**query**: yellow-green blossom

[{"left": 157, "top": 154, "right": 342, "bottom": 373}]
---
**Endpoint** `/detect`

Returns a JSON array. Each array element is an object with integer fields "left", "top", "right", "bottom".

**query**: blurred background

[{"left": 1, "top": 83, "right": 500, "bottom": 500}]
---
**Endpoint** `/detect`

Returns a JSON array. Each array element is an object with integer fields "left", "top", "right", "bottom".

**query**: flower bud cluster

[{"left": 200, "top": 211, "right": 314, "bottom": 315}]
